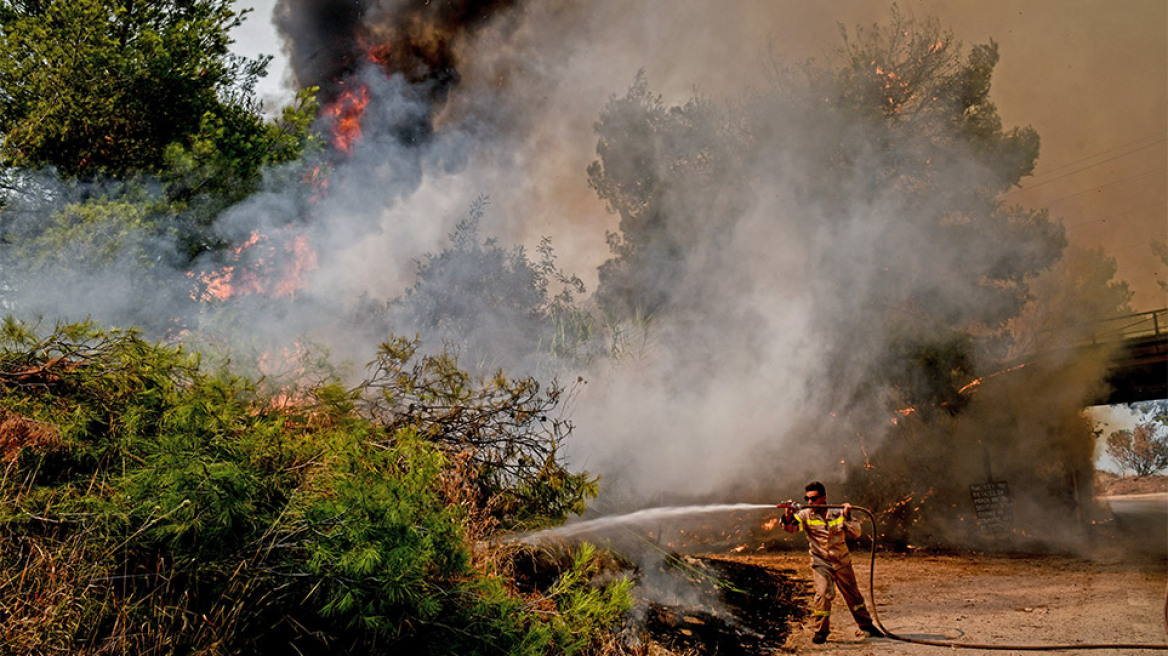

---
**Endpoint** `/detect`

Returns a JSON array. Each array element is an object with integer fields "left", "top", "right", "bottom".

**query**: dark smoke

[{"left": 274, "top": 0, "right": 522, "bottom": 143}]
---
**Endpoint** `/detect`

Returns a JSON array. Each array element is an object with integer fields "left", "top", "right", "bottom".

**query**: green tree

[
  {"left": 587, "top": 71, "right": 749, "bottom": 319},
  {"left": 0, "top": 0, "right": 321, "bottom": 324},
  {"left": 390, "top": 197, "right": 594, "bottom": 371},
  {"left": 0, "top": 0, "right": 264, "bottom": 180},
  {"left": 587, "top": 9, "right": 1064, "bottom": 409},
  {"left": 0, "top": 320, "right": 622, "bottom": 654}
]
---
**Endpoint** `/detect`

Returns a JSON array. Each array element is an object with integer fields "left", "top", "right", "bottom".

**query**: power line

[
  {"left": 1007, "top": 133, "right": 1167, "bottom": 195},
  {"left": 1026, "top": 166, "right": 1167, "bottom": 209},
  {"left": 1063, "top": 199, "right": 1167, "bottom": 232}
]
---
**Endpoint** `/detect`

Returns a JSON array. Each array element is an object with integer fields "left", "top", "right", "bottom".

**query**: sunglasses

[{"left": 804, "top": 494, "right": 822, "bottom": 501}]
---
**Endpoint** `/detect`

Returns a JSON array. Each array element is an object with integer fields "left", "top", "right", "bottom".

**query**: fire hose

[{"left": 776, "top": 502, "right": 1168, "bottom": 651}]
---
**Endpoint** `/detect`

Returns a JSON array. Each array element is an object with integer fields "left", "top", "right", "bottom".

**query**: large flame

[{"left": 324, "top": 83, "right": 372, "bottom": 154}]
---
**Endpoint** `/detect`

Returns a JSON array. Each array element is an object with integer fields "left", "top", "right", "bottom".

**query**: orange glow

[
  {"left": 958, "top": 363, "right": 1028, "bottom": 394},
  {"left": 325, "top": 84, "right": 371, "bottom": 154},
  {"left": 273, "top": 233, "right": 319, "bottom": 298},
  {"left": 305, "top": 164, "right": 331, "bottom": 203},
  {"left": 891, "top": 406, "right": 916, "bottom": 425},
  {"left": 189, "top": 229, "right": 318, "bottom": 302},
  {"left": 365, "top": 37, "right": 393, "bottom": 67},
  {"left": 761, "top": 518, "right": 778, "bottom": 531}
]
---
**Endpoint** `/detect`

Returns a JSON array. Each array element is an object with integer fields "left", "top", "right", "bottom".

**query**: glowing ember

[
  {"left": 957, "top": 363, "right": 1028, "bottom": 394},
  {"left": 891, "top": 407, "right": 916, "bottom": 425},
  {"left": 305, "top": 164, "right": 331, "bottom": 203}
]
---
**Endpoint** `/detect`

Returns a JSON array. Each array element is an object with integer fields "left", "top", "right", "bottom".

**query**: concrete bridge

[{"left": 1089, "top": 308, "right": 1167, "bottom": 405}]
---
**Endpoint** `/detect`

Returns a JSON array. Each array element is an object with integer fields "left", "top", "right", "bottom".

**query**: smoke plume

[{"left": 3, "top": 1, "right": 1143, "bottom": 551}]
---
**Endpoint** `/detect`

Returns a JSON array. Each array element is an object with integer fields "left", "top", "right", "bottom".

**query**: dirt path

[
  {"left": 719, "top": 548, "right": 1168, "bottom": 648},
  {"left": 718, "top": 549, "right": 1167, "bottom": 655}
]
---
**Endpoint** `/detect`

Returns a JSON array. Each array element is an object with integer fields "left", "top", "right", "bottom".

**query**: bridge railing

[{"left": 1087, "top": 308, "right": 1167, "bottom": 344}]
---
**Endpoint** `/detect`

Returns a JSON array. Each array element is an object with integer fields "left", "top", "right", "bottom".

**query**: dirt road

[
  {"left": 718, "top": 495, "right": 1168, "bottom": 655},
  {"left": 724, "top": 550, "right": 1165, "bottom": 655}
]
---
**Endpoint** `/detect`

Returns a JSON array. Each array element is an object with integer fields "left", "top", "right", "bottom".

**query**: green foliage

[
  {"left": 0, "top": 0, "right": 321, "bottom": 315},
  {"left": 586, "top": 9, "right": 1066, "bottom": 414},
  {"left": 0, "top": 320, "right": 623, "bottom": 654},
  {"left": 296, "top": 429, "right": 469, "bottom": 632},
  {"left": 162, "top": 87, "right": 322, "bottom": 246},
  {"left": 0, "top": 0, "right": 257, "bottom": 179},
  {"left": 543, "top": 543, "right": 634, "bottom": 654},
  {"left": 392, "top": 197, "right": 596, "bottom": 371},
  {"left": 587, "top": 71, "right": 748, "bottom": 319}
]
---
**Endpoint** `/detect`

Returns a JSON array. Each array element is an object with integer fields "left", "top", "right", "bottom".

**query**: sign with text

[{"left": 969, "top": 481, "right": 1013, "bottom": 533}]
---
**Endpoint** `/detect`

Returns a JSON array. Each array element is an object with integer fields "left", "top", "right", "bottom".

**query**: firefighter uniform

[{"left": 783, "top": 506, "right": 878, "bottom": 640}]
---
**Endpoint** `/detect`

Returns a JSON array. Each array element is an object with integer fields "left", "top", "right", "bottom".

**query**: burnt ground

[{"left": 636, "top": 554, "right": 808, "bottom": 655}]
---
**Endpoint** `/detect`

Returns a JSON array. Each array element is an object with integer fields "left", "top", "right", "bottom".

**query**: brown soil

[
  {"left": 722, "top": 548, "right": 1167, "bottom": 655},
  {"left": 669, "top": 479, "right": 1168, "bottom": 655}
]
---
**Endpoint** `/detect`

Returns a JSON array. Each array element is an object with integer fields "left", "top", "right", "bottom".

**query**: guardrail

[{"left": 1089, "top": 308, "right": 1166, "bottom": 344}]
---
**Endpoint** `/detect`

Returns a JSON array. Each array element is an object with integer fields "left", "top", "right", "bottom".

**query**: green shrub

[{"left": 0, "top": 319, "right": 627, "bottom": 655}]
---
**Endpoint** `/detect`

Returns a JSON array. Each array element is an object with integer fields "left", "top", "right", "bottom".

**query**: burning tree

[{"left": 0, "top": 1, "right": 320, "bottom": 332}]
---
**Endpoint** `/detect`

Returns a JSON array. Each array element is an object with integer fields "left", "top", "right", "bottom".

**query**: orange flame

[
  {"left": 273, "top": 233, "right": 319, "bottom": 297},
  {"left": 325, "top": 84, "right": 371, "bottom": 154},
  {"left": 189, "top": 229, "right": 318, "bottom": 302},
  {"left": 305, "top": 164, "right": 331, "bottom": 203}
]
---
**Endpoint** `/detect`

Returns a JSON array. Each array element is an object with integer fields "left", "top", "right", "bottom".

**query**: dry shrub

[{"left": 0, "top": 410, "right": 60, "bottom": 465}]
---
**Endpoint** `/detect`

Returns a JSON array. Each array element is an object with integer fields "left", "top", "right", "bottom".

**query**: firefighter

[{"left": 781, "top": 480, "right": 885, "bottom": 644}]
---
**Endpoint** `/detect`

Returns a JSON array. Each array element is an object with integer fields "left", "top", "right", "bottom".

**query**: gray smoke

[{"left": 3, "top": 1, "right": 1143, "bottom": 551}]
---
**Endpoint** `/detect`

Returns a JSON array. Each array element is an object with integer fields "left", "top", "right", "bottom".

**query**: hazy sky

[{"left": 231, "top": 0, "right": 1166, "bottom": 311}]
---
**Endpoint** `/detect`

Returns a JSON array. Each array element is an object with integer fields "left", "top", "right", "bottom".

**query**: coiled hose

[{"left": 803, "top": 504, "right": 1168, "bottom": 651}]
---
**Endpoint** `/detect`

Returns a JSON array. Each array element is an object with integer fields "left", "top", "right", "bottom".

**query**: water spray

[
  {"left": 524, "top": 503, "right": 776, "bottom": 541},
  {"left": 784, "top": 503, "right": 1168, "bottom": 651}
]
